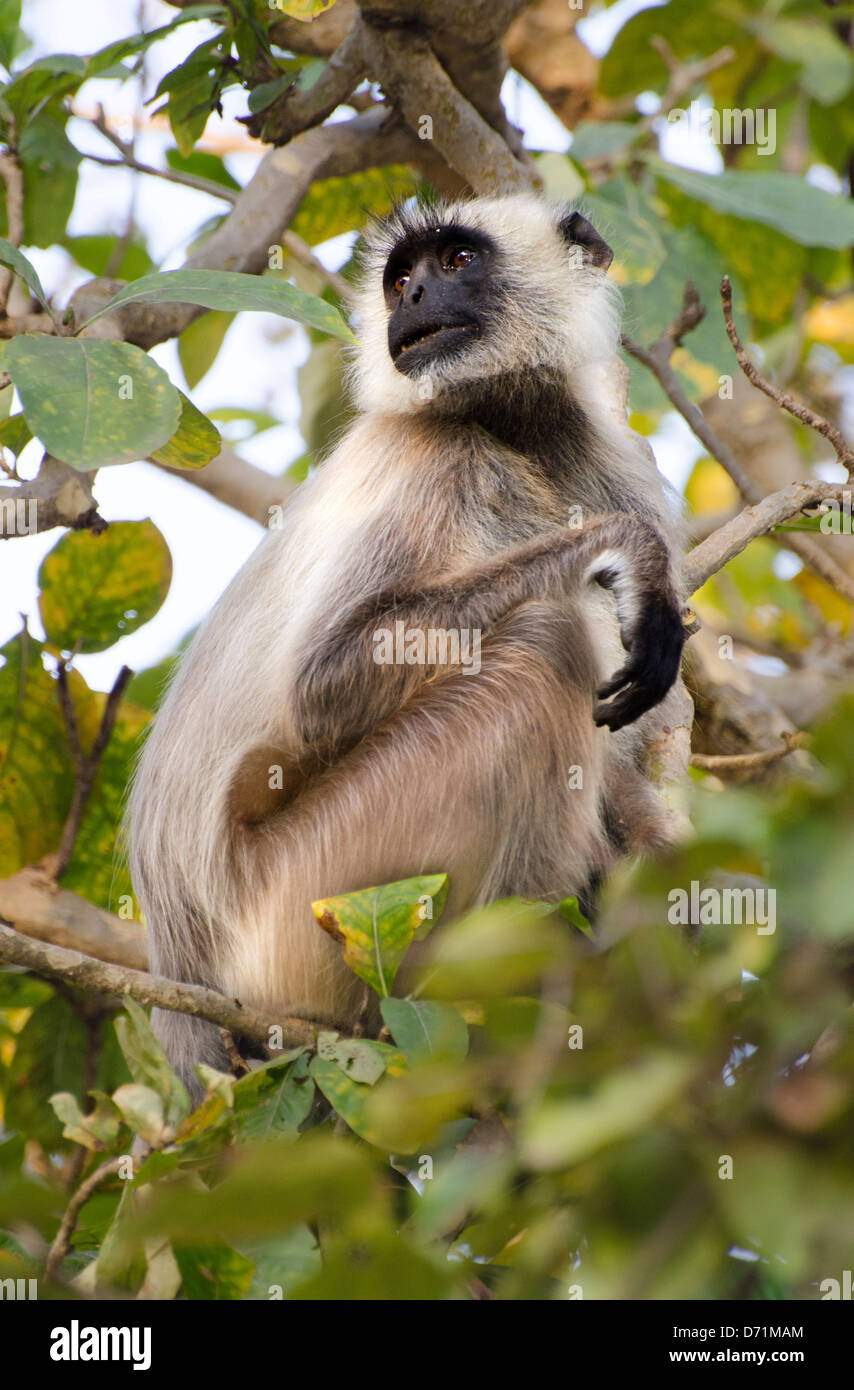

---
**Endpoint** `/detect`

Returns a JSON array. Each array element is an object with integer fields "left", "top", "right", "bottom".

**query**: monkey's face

[
  {"left": 383, "top": 225, "right": 497, "bottom": 377},
  {"left": 351, "top": 196, "right": 620, "bottom": 414}
]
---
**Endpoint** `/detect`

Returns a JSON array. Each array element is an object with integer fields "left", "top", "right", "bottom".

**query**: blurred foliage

[{"left": 1, "top": 0, "right": 853, "bottom": 1301}]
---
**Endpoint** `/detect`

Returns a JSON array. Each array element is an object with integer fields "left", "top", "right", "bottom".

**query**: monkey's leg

[{"left": 224, "top": 601, "right": 613, "bottom": 1031}]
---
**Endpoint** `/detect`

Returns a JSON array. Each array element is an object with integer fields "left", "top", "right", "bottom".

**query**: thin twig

[
  {"left": 586, "top": 41, "right": 736, "bottom": 175},
  {"left": 84, "top": 151, "right": 238, "bottom": 204},
  {"left": 45, "top": 1156, "right": 123, "bottom": 1283},
  {"left": 720, "top": 275, "right": 854, "bottom": 474},
  {"left": 692, "top": 730, "right": 810, "bottom": 772},
  {"left": 0, "top": 145, "right": 25, "bottom": 315},
  {"left": 623, "top": 288, "right": 854, "bottom": 604},
  {"left": 49, "top": 663, "right": 133, "bottom": 880}
]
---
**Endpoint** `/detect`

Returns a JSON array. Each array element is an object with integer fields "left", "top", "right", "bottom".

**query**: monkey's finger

[{"left": 596, "top": 664, "right": 636, "bottom": 700}]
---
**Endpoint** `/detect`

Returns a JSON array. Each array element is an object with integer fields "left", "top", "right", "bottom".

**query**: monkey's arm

[{"left": 294, "top": 514, "right": 684, "bottom": 748}]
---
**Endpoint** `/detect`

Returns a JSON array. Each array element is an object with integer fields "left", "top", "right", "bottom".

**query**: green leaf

[
  {"left": 521, "top": 1053, "right": 692, "bottom": 1170},
  {"left": 81, "top": 268, "right": 355, "bottom": 342},
  {"left": 0, "top": 238, "right": 49, "bottom": 311},
  {"left": 178, "top": 309, "right": 234, "bottom": 389},
  {"left": 752, "top": 18, "right": 853, "bottom": 106},
  {"left": 62, "top": 700, "right": 149, "bottom": 912},
  {"left": 114, "top": 998, "right": 190, "bottom": 1128},
  {"left": 86, "top": 7, "right": 227, "bottom": 78},
  {"left": 247, "top": 73, "right": 293, "bottom": 114},
  {"left": 380, "top": 998, "right": 469, "bottom": 1065},
  {"left": 316, "top": 1031, "right": 394, "bottom": 1085},
  {"left": 149, "top": 391, "right": 221, "bottom": 469},
  {"left": 271, "top": 0, "right": 338, "bottom": 18},
  {"left": 579, "top": 189, "right": 667, "bottom": 285},
  {"left": 308, "top": 1056, "right": 382, "bottom": 1144},
  {"left": 232, "top": 1052, "right": 315, "bottom": 1141},
  {"left": 112, "top": 1083, "right": 167, "bottom": 1146},
  {"left": 174, "top": 1243, "right": 255, "bottom": 1300},
  {"left": 0, "top": 1, "right": 21, "bottom": 70},
  {"left": 0, "top": 630, "right": 93, "bottom": 875},
  {"left": 423, "top": 899, "right": 571, "bottom": 1000},
  {"left": 570, "top": 121, "right": 639, "bottom": 163},
  {"left": 0, "top": 411, "right": 31, "bottom": 457},
  {"left": 599, "top": 0, "right": 736, "bottom": 99},
  {"left": 166, "top": 147, "right": 240, "bottom": 191},
  {"left": 313, "top": 873, "right": 449, "bottom": 996},
  {"left": 63, "top": 234, "right": 154, "bottom": 282},
  {"left": 5, "top": 994, "right": 88, "bottom": 1148},
  {"left": 558, "top": 896, "right": 594, "bottom": 940},
  {"left": 5, "top": 335, "right": 181, "bottom": 469},
  {"left": 50, "top": 1091, "right": 121, "bottom": 1151},
  {"left": 652, "top": 161, "right": 854, "bottom": 250},
  {"left": 96, "top": 1185, "right": 144, "bottom": 1292},
  {"left": 38, "top": 519, "right": 172, "bottom": 654}
]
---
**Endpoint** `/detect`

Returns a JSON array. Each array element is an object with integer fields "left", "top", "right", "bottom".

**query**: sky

[{"left": 1, "top": 0, "right": 717, "bottom": 691}]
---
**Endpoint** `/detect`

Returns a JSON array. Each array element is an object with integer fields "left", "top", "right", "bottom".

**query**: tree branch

[
  {"left": 240, "top": 16, "right": 368, "bottom": 145},
  {"left": 0, "top": 867, "right": 147, "bottom": 970},
  {"left": 150, "top": 442, "right": 296, "bottom": 525},
  {"left": 0, "top": 454, "right": 106, "bottom": 539},
  {"left": 358, "top": 22, "right": 532, "bottom": 194},
  {"left": 720, "top": 274, "right": 854, "bottom": 474},
  {"left": 691, "top": 730, "right": 810, "bottom": 772},
  {"left": 45, "top": 1156, "right": 123, "bottom": 1284},
  {"left": 683, "top": 481, "right": 854, "bottom": 593},
  {"left": 0, "top": 147, "right": 24, "bottom": 316},
  {"left": 46, "top": 664, "right": 133, "bottom": 881},
  {"left": 623, "top": 288, "right": 854, "bottom": 605},
  {"left": 0, "top": 922, "right": 319, "bottom": 1051}
]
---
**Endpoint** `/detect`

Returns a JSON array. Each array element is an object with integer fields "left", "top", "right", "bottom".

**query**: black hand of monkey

[{"left": 593, "top": 594, "right": 685, "bottom": 732}]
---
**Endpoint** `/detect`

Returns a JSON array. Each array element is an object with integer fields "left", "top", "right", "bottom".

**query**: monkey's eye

[
  {"left": 393, "top": 269, "right": 410, "bottom": 294},
  {"left": 444, "top": 246, "right": 477, "bottom": 270}
]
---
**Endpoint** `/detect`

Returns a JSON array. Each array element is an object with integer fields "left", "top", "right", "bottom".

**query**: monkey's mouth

[{"left": 390, "top": 320, "right": 478, "bottom": 370}]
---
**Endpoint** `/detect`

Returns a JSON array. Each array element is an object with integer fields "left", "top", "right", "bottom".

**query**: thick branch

[
  {"left": 150, "top": 443, "right": 295, "bottom": 525},
  {"left": 0, "top": 454, "right": 106, "bottom": 539},
  {"left": 0, "top": 868, "right": 147, "bottom": 970},
  {"left": 0, "top": 922, "right": 318, "bottom": 1050},
  {"left": 359, "top": 23, "right": 532, "bottom": 194}
]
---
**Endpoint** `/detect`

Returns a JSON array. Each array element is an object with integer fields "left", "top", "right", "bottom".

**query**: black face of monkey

[{"left": 384, "top": 225, "right": 498, "bottom": 374}]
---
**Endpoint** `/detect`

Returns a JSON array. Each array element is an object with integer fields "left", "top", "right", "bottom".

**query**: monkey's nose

[{"left": 408, "top": 282, "right": 425, "bottom": 305}]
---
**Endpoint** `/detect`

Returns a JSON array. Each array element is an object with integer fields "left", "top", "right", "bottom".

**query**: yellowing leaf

[
  {"left": 804, "top": 294, "right": 854, "bottom": 348},
  {"left": 38, "top": 519, "right": 172, "bottom": 653},
  {"left": 313, "top": 873, "right": 449, "bottom": 996},
  {"left": 271, "top": 0, "right": 338, "bottom": 22},
  {"left": 150, "top": 392, "right": 221, "bottom": 470}
]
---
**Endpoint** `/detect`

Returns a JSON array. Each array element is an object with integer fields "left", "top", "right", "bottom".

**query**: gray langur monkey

[{"left": 128, "top": 194, "right": 687, "bottom": 1095}]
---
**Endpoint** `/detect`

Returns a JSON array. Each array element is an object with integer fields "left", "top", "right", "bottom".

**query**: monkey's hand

[{"left": 593, "top": 587, "right": 685, "bottom": 732}]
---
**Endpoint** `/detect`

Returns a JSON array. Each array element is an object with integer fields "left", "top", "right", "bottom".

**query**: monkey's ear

[{"left": 558, "top": 211, "right": 614, "bottom": 271}]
